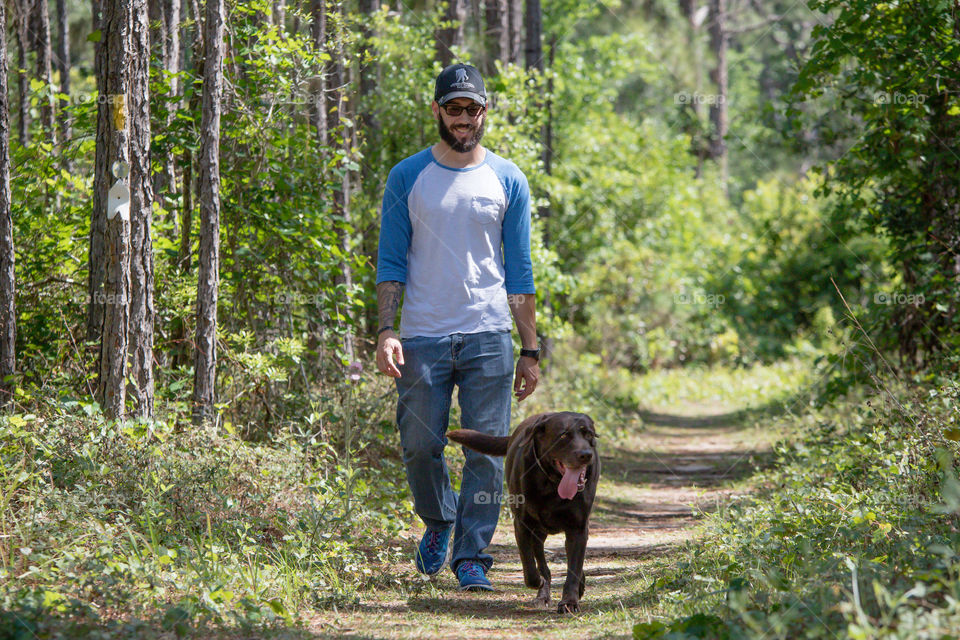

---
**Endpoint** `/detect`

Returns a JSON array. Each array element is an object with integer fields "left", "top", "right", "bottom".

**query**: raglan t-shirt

[{"left": 376, "top": 147, "right": 535, "bottom": 338}]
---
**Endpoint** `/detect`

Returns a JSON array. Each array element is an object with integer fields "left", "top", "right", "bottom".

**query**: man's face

[{"left": 433, "top": 97, "right": 486, "bottom": 153}]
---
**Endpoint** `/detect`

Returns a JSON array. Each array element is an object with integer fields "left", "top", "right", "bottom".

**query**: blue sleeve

[
  {"left": 501, "top": 170, "right": 535, "bottom": 294},
  {"left": 376, "top": 165, "right": 413, "bottom": 284}
]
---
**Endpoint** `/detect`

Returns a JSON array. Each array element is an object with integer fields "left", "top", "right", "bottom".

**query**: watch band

[{"left": 520, "top": 347, "right": 541, "bottom": 361}]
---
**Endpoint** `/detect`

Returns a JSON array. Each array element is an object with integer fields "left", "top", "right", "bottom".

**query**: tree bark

[
  {"left": 506, "top": 0, "right": 522, "bottom": 65},
  {"left": 436, "top": 0, "right": 465, "bottom": 66},
  {"left": 484, "top": 0, "right": 508, "bottom": 74},
  {"left": 56, "top": 0, "right": 71, "bottom": 156},
  {"left": 88, "top": 0, "right": 108, "bottom": 343},
  {"left": 524, "top": 0, "right": 541, "bottom": 71},
  {"left": 0, "top": 2, "right": 17, "bottom": 409},
  {"left": 359, "top": 0, "right": 378, "bottom": 164},
  {"left": 128, "top": 0, "right": 155, "bottom": 418},
  {"left": 193, "top": 0, "right": 225, "bottom": 425},
  {"left": 708, "top": 0, "right": 728, "bottom": 190},
  {"left": 273, "top": 0, "right": 285, "bottom": 31},
  {"left": 15, "top": 1, "right": 31, "bottom": 146},
  {"left": 325, "top": 0, "right": 355, "bottom": 362},
  {"left": 97, "top": 0, "right": 133, "bottom": 421},
  {"left": 33, "top": 0, "right": 57, "bottom": 144},
  {"left": 310, "top": 0, "right": 327, "bottom": 145}
]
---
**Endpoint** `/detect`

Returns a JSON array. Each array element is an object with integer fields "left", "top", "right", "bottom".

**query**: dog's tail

[{"left": 446, "top": 429, "right": 509, "bottom": 457}]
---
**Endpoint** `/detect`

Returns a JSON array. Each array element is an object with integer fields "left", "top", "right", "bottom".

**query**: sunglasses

[{"left": 441, "top": 103, "right": 485, "bottom": 117}]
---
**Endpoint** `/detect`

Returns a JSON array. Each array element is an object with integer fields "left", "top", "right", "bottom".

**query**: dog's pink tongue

[{"left": 558, "top": 467, "right": 581, "bottom": 500}]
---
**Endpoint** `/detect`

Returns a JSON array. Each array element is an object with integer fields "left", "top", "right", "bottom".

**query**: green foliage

[
  {"left": 632, "top": 380, "right": 960, "bottom": 638},
  {"left": 0, "top": 377, "right": 412, "bottom": 633},
  {"left": 791, "top": 0, "right": 960, "bottom": 368}
]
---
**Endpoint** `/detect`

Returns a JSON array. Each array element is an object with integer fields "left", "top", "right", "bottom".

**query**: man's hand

[
  {"left": 377, "top": 330, "right": 404, "bottom": 378},
  {"left": 514, "top": 355, "right": 540, "bottom": 402}
]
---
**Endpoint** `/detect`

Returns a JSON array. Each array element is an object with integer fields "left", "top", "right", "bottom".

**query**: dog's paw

[
  {"left": 532, "top": 594, "right": 551, "bottom": 608},
  {"left": 557, "top": 599, "right": 580, "bottom": 614}
]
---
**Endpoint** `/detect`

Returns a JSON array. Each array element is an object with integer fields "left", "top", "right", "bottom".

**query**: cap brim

[{"left": 438, "top": 91, "right": 486, "bottom": 106}]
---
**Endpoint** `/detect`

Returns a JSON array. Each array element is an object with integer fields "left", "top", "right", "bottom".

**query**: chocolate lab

[{"left": 446, "top": 411, "right": 600, "bottom": 613}]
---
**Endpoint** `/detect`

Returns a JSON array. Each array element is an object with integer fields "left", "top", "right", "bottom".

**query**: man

[{"left": 375, "top": 63, "right": 541, "bottom": 591}]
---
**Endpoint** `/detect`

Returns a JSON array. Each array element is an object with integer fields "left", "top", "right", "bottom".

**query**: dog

[{"left": 446, "top": 411, "right": 600, "bottom": 613}]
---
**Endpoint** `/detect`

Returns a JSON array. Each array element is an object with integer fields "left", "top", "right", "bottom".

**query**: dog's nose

[{"left": 576, "top": 449, "right": 593, "bottom": 465}]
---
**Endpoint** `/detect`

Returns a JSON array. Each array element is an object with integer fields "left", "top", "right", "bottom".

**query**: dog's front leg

[
  {"left": 558, "top": 527, "right": 588, "bottom": 614},
  {"left": 515, "top": 519, "right": 550, "bottom": 606}
]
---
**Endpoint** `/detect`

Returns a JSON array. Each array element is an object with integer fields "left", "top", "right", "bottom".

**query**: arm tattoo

[{"left": 377, "top": 281, "right": 405, "bottom": 331}]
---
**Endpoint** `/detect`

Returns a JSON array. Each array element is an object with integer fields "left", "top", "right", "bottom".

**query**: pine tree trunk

[
  {"left": 33, "top": 0, "right": 57, "bottom": 144},
  {"left": 436, "top": 0, "right": 465, "bottom": 66},
  {"left": 15, "top": 2, "right": 31, "bottom": 146},
  {"left": 325, "top": 0, "right": 354, "bottom": 362},
  {"left": 128, "top": 0, "right": 155, "bottom": 418},
  {"left": 506, "top": 0, "right": 522, "bottom": 65},
  {"left": 523, "top": 0, "right": 541, "bottom": 71},
  {"left": 310, "top": 0, "right": 327, "bottom": 145},
  {"left": 56, "top": 0, "right": 71, "bottom": 157},
  {"left": 273, "top": 0, "right": 285, "bottom": 30},
  {"left": 484, "top": 0, "right": 507, "bottom": 74},
  {"left": 88, "top": 0, "right": 108, "bottom": 343},
  {"left": 97, "top": 0, "right": 133, "bottom": 421},
  {"left": 193, "top": 0, "right": 225, "bottom": 425},
  {"left": 0, "top": 2, "right": 17, "bottom": 409},
  {"left": 708, "top": 0, "right": 728, "bottom": 190}
]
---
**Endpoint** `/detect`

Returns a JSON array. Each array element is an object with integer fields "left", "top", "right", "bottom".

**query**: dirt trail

[{"left": 307, "top": 405, "right": 775, "bottom": 640}]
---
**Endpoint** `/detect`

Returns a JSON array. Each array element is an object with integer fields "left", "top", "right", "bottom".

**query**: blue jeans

[{"left": 396, "top": 330, "right": 513, "bottom": 572}]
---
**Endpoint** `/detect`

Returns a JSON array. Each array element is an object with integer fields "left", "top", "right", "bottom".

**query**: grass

[{"left": 6, "top": 350, "right": 959, "bottom": 639}]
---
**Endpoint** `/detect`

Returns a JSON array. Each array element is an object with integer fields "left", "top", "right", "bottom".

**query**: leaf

[{"left": 87, "top": 30, "right": 102, "bottom": 43}]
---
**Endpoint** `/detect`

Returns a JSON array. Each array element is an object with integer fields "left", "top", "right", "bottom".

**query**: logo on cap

[{"left": 451, "top": 68, "right": 475, "bottom": 89}]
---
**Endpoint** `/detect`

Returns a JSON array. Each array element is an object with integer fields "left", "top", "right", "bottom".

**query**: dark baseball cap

[{"left": 434, "top": 63, "right": 486, "bottom": 106}]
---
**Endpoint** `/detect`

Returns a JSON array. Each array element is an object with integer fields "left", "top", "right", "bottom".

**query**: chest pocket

[{"left": 469, "top": 196, "right": 504, "bottom": 225}]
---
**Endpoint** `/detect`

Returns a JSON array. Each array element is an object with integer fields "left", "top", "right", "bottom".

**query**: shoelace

[
  {"left": 424, "top": 530, "right": 444, "bottom": 555},
  {"left": 459, "top": 562, "right": 484, "bottom": 579}
]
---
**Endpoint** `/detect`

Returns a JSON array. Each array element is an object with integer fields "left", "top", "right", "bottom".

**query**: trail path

[{"left": 307, "top": 403, "right": 777, "bottom": 639}]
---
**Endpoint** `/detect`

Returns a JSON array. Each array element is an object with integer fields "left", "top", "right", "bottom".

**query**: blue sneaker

[
  {"left": 415, "top": 527, "right": 452, "bottom": 576},
  {"left": 456, "top": 560, "right": 493, "bottom": 591}
]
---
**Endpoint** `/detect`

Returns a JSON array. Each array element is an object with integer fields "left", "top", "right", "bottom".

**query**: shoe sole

[{"left": 458, "top": 582, "right": 494, "bottom": 592}]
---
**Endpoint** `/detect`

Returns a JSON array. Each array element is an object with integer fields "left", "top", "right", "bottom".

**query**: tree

[
  {"left": 484, "top": 0, "right": 508, "bottom": 74},
  {"left": 325, "top": 0, "right": 355, "bottom": 362},
  {"left": 56, "top": 0, "right": 71, "bottom": 154},
  {"left": 32, "top": 0, "right": 57, "bottom": 143},
  {"left": 193, "top": 0, "right": 225, "bottom": 425},
  {"left": 507, "top": 0, "right": 522, "bottom": 64},
  {"left": 129, "top": 0, "right": 155, "bottom": 418},
  {"left": 0, "top": 2, "right": 17, "bottom": 408},
  {"left": 96, "top": 0, "right": 133, "bottom": 420},
  {"left": 14, "top": 1, "right": 30, "bottom": 145},
  {"left": 436, "top": 0, "right": 466, "bottom": 66},
  {"left": 708, "top": 0, "right": 728, "bottom": 190},
  {"left": 524, "top": 0, "right": 541, "bottom": 71}
]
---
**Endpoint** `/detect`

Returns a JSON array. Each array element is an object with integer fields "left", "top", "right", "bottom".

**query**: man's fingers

[{"left": 394, "top": 343, "right": 405, "bottom": 366}]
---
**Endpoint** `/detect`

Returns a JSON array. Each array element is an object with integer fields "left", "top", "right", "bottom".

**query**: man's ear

[{"left": 431, "top": 101, "right": 440, "bottom": 120}]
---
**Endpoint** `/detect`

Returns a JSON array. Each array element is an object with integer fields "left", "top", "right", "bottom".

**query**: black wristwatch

[{"left": 519, "top": 347, "right": 541, "bottom": 362}]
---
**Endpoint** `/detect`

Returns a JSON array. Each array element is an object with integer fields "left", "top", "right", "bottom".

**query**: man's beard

[{"left": 438, "top": 116, "right": 485, "bottom": 152}]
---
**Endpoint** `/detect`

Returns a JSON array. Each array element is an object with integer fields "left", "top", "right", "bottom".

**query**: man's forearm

[
  {"left": 508, "top": 293, "right": 538, "bottom": 349},
  {"left": 377, "top": 281, "right": 404, "bottom": 331}
]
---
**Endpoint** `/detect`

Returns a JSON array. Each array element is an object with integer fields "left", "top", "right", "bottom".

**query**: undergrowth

[
  {"left": 632, "top": 379, "right": 960, "bottom": 639},
  {"left": 0, "top": 383, "right": 414, "bottom": 638}
]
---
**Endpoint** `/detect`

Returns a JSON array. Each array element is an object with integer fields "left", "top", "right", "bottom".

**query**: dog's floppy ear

[{"left": 516, "top": 413, "right": 553, "bottom": 451}]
